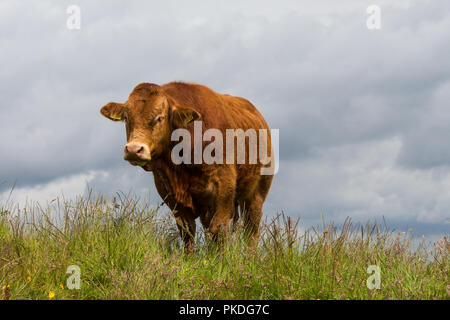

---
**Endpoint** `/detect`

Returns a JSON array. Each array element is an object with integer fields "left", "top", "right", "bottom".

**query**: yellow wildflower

[
  {"left": 48, "top": 291, "right": 55, "bottom": 299},
  {"left": 27, "top": 276, "right": 32, "bottom": 282},
  {"left": 59, "top": 283, "right": 64, "bottom": 290}
]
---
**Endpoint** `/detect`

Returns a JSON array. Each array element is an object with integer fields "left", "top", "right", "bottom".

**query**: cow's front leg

[{"left": 174, "top": 210, "right": 196, "bottom": 254}]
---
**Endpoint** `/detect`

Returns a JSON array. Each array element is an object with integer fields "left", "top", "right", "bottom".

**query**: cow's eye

[{"left": 149, "top": 116, "right": 164, "bottom": 127}]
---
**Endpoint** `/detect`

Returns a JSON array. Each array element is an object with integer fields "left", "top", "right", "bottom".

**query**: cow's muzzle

[{"left": 124, "top": 142, "right": 151, "bottom": 166}]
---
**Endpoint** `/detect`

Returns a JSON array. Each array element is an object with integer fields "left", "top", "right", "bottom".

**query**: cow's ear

[
  {"left": 170, "top": 104, "right": 201, "bottom": 127},
  {"left": 100, "top": 102, "right": 125, "bottom": 121}
]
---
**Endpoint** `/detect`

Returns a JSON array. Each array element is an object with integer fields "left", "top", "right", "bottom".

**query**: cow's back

[{"left": 162, "top": 82, "right": 269, "bottom": 132}]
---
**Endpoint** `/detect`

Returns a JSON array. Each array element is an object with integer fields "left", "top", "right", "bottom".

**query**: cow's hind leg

[
  {"left": 243, "top": 195, "right": 264, "bottom": 246},
  {"left": 243, "top": 175, "right": 273, "bottom": 246}
]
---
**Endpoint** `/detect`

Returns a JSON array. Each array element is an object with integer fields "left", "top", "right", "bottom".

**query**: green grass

[{"left": 0, "top": 193, "right": 448, "bottom": 300}]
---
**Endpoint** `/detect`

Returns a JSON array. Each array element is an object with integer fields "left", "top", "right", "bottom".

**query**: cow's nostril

[{"left": 124, "top": 143, "right": 149, "bottom": 162}]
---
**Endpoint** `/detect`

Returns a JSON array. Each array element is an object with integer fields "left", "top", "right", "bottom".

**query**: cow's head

[{"left": 100, "top": 83, "right": 200, "bottom": 168}]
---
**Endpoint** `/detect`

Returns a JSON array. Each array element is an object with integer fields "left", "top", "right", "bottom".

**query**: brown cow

[{"left": 100, "top": 82, "right": 274, "bottom": 251}]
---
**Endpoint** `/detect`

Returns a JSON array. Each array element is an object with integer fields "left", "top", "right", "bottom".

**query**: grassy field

[{"left": 0, "top": 193, "right": 448, "bottom": 300}]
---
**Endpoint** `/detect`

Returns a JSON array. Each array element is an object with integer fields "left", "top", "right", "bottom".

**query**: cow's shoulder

[
  {"left": 162, "top": 82, "right": 225, "bottom": 118},
  {"left": 162, "top": 81, "right": 218, "bottom": 99}
]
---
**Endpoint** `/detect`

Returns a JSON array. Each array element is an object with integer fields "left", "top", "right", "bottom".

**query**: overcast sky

[{"left": 1, "top": 0, "right": 449, "bottom": 238}]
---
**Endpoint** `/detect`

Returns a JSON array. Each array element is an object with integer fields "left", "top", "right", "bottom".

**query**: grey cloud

[{"left": 398, "top": 81, "right": 450, "bottom": 168}]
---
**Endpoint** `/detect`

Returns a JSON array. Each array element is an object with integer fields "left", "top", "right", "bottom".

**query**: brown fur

[{"left": 100, "top": 82, "right": 274, "bottom": 251}]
